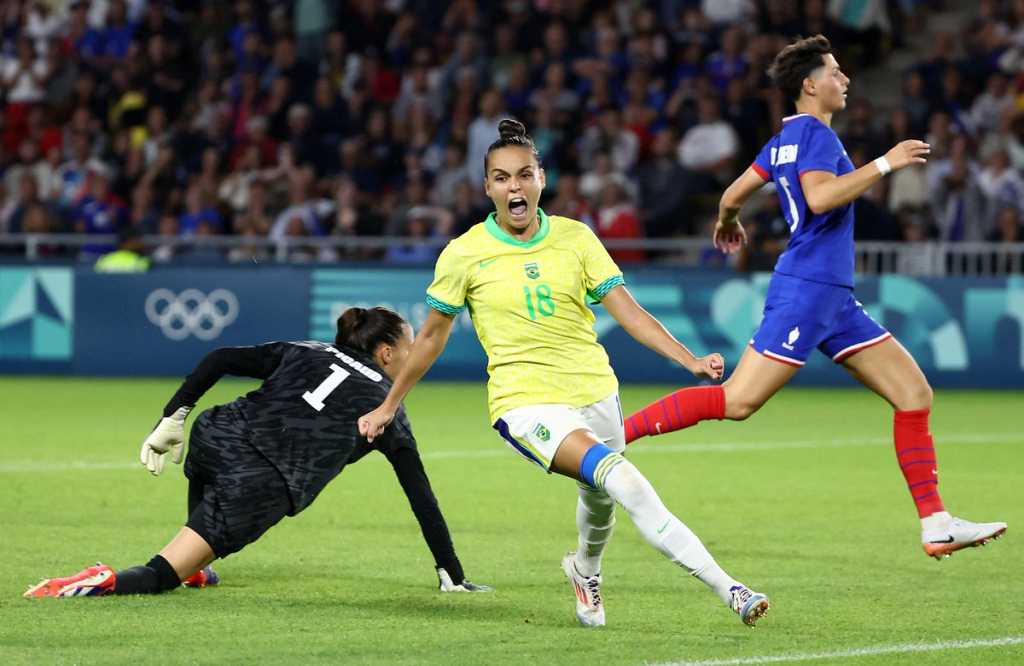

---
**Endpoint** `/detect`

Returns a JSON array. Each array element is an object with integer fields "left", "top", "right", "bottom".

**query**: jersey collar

[{"left": 484, "top": 208, "right": 550, "bottom": 248}]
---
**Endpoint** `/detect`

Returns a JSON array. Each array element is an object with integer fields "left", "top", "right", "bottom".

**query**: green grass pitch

[{"left": 1, "top": 377, "right": 1021, "bottom": 665}]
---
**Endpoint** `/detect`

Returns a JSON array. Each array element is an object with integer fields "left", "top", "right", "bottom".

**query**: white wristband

[{"left": 873, "top": 156, "right": 892, "bottom": 175}]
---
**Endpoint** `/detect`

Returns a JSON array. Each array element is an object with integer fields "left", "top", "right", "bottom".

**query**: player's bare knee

[
  {"left": 725, "top": 399, "right": 758, "bottom": 421},
  {"left": 901, "top": 381, "right": 933, "bottom": 411}
]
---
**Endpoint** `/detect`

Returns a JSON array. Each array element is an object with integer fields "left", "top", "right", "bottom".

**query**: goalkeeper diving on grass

[{"left": 24, "top": 307, "right": 489, "bottom": 598}]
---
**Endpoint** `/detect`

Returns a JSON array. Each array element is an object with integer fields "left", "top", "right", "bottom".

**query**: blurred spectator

[
  {"left": 579, "top": 106, "right": 639, "bottom": 173},
  {"left": 95, "top": 227, "right": 150, "bottom": 273},
  {"left": 677, "top": 96, "right": 739, "bottom": 184},
  {"left": 595, "top": 180, "right": 644, "bottom": 263},
  {"left": 546, "top": 173, "right": 593, "bottom": 230},
  {"left": 73, "top": 162, "right": 128, "bottom": 257},
  {"left": 638, "top": 127, "right": 693, "bottom": 237},
  {"left": 929, "top": 136, "right": 987, "bottom": 241}
]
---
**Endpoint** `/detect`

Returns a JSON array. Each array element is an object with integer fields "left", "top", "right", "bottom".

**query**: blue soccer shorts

[{"left": 749, "top": 272, "right": 891, "bottom": 367}]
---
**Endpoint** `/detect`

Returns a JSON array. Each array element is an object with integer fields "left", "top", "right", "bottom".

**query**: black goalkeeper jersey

[{"left": 164, "top": 340, "right": 415, "bottom": 514}]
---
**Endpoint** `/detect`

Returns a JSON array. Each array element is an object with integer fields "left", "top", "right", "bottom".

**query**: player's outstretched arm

[
  {"left": 383, "top": 446, "right": 492, "bottom": 592},
  {"left": 602, "top": 285, "right": 724, "bottom": 381},
  {"left": 801, "top": 140, "right": 929, "bottom": 214},
  {"left": 359, "top": 309, "right": 455, "bottom": 442},
  {"left": 713, "top": 167, "right": 765, "bottom": 254}
]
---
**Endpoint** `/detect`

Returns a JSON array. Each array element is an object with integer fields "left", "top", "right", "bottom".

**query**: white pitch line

[
  {"left": 0, "top": 433, "right": 1019, "bottom": 473},
  {"left": 652, "top": 636, "right": 1024, "bottom": 666}
]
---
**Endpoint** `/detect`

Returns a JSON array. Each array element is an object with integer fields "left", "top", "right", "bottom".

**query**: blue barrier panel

[
  {"left": 73, "top": 268, "right": 310, "bottom": 375},
  {"left": 1, "top": 264, "right": 1020, "bottom": 387}
]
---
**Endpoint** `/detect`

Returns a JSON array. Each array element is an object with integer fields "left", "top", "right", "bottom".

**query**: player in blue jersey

[{"left": 624, "top": 35, "right": 1006, "bottom": 559}]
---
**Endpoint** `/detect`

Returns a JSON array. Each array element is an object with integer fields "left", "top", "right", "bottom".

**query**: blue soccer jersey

[{"left": 751, "top": 114, "right": 856, "bottom": 287}]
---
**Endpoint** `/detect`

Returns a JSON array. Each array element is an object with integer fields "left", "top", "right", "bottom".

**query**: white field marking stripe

[
  {"left": 653, "top": 635, "right": 1024, "bottom": 666},
  {"left": 0, "top": 433, "right": 1019, "bottom": 473}
]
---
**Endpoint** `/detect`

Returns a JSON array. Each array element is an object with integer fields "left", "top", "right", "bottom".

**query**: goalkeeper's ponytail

[{"left": 335, "top": 306, "right": 406, "bottom": 355}]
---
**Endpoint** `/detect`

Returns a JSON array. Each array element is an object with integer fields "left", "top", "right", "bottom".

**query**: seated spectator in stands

[
  {"left": 270, "top": 167, "right": 323, "bottom": 240},
  {"left": 929, "top": 136, "right": 987, "bottom": 241},
  {"left": 595, "top": 180, "right": 644, "bottom": 264},
  {"left": 435, "top": 142, "right": 469, "bottom": 209},
  {"left": 977, "top": 148, "right": 1024, "bottom": 225},
  {"left": 151, "top": 211, "right": 180, "bottom": 263},
  {"left": 529, "top": 61, "right": 580, "bottom": 116},
  {"left": 546, "top": 172, "right": 593, "bottom": 231},
  {"left": 706, "top": 26, "right": 748, "bottom": 92},
  {"left": 130, "top": 184, "right": 160, "bottom": 235},
  {"left": 638, "top": 127, "right": 693, "bottom": 237},
  {"left": 384, "top": 208, "right": 445, "bottom": 265},
  {"left": 283, "top": 214, "right": 338, "bottom": 263},
  {"left": 1, "top": 37, "right": 50, "bottom": 139},
  {"left": 449, "top": 179, "right": 489, "bottom": 237},
  {"left": 579, "top": 106, "right": 639, "bottom": 174},
  {"left": 677, "top": 96, "right": 739, "bottom": 185},
  {"left": 4, "top": 140, "right": 52, "bottom": 208},
  {"left": 179, "top": 183, "right": 224, "bottom": 236},
  {"left": 970, "top": 72, "right": 1014, "bottom": 135},
  {"left": 6, "top": 171, "right": 52, "bottom": 234},
  {"left": 22, "top": 203, "right": 64, "bottom": 257},
  {"left": 901, "top": 71, "right": 933, "bottom": 136},
  {"left": 502, "top": 60, "right": 532, "bottom": 118},
  {"left": 580, "top": 151, "right": 635, "bottom": 206},
  {"left": 465, "top": 88, "right": 506, "bottom": 184},
  {"left": 842, "top": 97, "right": 883, "bottom": 157},
  {"left": 74, "top": 161, "right": 128, "bottom": 257}
]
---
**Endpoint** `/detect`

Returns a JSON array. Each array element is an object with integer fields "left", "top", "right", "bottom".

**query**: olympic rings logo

[{"left": 144, "top": 288, "right": 239, "bottom": 341}]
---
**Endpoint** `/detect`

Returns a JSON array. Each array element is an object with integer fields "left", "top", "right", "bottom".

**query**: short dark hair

[
  {"left": 767, "top": 34, "right": 832, "bottom": 103},
  {"left": 484, "top": 118, "right": 541, "bottom": 174},
  {"left": 334, "top": 306, "right": 406, "bottom": 355}
]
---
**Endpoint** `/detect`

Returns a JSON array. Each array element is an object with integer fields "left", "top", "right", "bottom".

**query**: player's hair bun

[
  {"left": 498, "top": 118, "right": 527, "bottom": 141},
  {"left": 334, "top": 306, "right": 406, "bottom": 356}
]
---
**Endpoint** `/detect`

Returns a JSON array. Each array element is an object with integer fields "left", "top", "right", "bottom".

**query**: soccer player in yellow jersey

[{"left": 360, "top": 119, "right": 769, "bottom": 628}]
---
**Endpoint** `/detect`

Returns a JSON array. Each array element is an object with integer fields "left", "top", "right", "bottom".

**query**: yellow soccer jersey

[{"left": 426, "top": 208, "right": 624, "bottom": 423}]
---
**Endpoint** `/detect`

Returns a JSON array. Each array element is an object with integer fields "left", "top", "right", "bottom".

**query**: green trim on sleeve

[
  {"left": 426, "top": 294, "right": 464, "bottom": 315},
  {"left": 587, "top": 275, "right": 625, "bottom": 303}
]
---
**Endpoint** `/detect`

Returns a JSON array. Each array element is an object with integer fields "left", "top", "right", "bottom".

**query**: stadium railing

[{"left": 2, "top": 234, "right": 1023, "bottom": 276}]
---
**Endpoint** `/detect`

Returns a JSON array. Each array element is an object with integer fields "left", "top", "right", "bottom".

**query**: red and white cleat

[{"left": 23, "top": 563, "right": 116, "bottom": 598}]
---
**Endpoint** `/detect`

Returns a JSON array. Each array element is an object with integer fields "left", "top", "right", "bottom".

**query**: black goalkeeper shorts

[{"left": 184, "top": 404, "right": 292, "bottom": 558}]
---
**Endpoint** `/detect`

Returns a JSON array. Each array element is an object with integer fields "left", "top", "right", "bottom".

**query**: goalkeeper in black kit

[{"left": 25, "top": 307, "right": 490, "bottom": 598}]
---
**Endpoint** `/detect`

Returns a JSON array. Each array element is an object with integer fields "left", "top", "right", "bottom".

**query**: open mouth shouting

[{"left": 508, "top": 197, "right": 529, "bottom": 221}]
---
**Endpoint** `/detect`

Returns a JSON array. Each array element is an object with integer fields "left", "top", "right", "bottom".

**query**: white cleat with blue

[
  {"left": 729, "top": 584, "right": 770, "bottom": 627},
  {"left": 561, "top": 552, "right": 605, "bottom": 627}
]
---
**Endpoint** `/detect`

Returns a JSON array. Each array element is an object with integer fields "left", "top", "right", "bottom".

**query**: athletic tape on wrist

[{"left": 873, "top": 156, "right": 892, "bottom": 175}]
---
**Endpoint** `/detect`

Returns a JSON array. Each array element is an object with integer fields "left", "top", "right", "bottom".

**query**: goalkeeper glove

[{"left": 139, "top": 406, "right": 191, "bottom": 476}]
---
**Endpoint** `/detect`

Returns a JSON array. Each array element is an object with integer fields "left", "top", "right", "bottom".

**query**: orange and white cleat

[
  {"left": 922, "top": 516, "right": 1007, "bottom": 560},
  {"left": 23, "top": 563, "right": 116, "bottom": 598},
  {"left": 182, "top": 565, "right": 220, "bottom": 588}
]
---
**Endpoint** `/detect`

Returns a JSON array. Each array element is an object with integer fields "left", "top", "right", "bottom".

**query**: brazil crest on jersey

[
  {"left": 751, "top": 113, "right": 857, "bottom": 288},
  {"left": 426, "top": 208, "right": 623, "bottom": 423}
]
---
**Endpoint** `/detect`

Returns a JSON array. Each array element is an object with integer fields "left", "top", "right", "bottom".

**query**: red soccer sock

[
  {"left": 624, "top": 385, "right": 725, "bottom": 444},
  {"left": 894, "top": 408, "right": 946, "bottom": 518}
]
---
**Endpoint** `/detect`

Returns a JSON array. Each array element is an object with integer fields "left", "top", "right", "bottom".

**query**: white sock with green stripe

[
  {"left": 574, "top": 485, "right": 616, "bottom": 577},
  {"left": 596, "top": 454, "right": 740, "bottom": 604}
]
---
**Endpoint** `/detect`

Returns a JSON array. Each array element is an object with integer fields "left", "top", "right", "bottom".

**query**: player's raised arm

[
  {"left": 601, "top": 285, "right": 724, "bottom": 381},
  {"left": 358, "top": 309, "right": 455, "bottom": 441},
  {"left": 801, "top": 139, "right": 929, "bottom": 214}
]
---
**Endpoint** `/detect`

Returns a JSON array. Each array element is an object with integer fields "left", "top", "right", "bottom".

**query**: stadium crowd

[{"left": 0, "top": 0, "right": 1022, "bottom": 266}]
